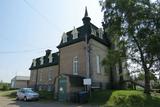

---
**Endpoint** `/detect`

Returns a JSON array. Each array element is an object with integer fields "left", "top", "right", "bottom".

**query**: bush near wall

[{"left": 38, "top": 91, "right": 54, "bottom": 100}]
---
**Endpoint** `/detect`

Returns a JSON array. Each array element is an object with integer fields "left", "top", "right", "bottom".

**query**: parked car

[{"left": 16, "top": 88, "right": 39, "bottom": 101}]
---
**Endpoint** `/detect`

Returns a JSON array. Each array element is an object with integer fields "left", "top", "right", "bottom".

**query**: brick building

[{"left": 29, "top": 8, "right": 128, "bottom": 101}]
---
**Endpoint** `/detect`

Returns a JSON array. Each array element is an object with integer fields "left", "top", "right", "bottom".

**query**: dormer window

[
  {"left": 98, "top": 28, "right": 103, "bottom": 39},
  {"left": 71, "top": 27, "right": 78, "bottom": 39},
  {"left": 48, "top": 53, "right": 53, "bottom": 63},
  {"left": 40, "top": 57, "right": 44, "bottom": 65},
  {"left": 91, "top": 28, "right": 96, "bottom": 36},
  {"left": 33, "top": 59, "right": 36, "bottom": 67},
  {"left": 62, "top": 32, "right": 67, "bottom": 43}
]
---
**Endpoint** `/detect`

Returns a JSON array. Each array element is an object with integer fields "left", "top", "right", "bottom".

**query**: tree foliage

[{"left": 101, "top": 0, "right": 160, "bottom": 94}]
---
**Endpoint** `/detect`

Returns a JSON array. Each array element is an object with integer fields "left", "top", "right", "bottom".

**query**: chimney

[{"left": 45, "top": 49, "right": 52, "bottom": 56}]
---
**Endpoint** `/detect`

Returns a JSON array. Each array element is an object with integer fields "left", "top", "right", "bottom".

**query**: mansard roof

[
  {"left": 29, "top": 51, "right": 59, "bottom": 70},
  {"left": 57, "top": 23, "right": 111, "bottom": 48}
]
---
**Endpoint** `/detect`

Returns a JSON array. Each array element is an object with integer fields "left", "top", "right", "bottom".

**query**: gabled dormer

[{"left": 29, "top": 49, "right": 59, "bottom": 70}]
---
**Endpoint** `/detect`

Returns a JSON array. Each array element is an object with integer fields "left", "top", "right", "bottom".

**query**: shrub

[
  {"left": 1, "top": 84, "right": 9, "bottom": 91},
  {"left": 38, "top": 90, "right": 54, "bottom": 100},
  {"left": 103, "top": 90, "right": 145, "bottom": 107}
]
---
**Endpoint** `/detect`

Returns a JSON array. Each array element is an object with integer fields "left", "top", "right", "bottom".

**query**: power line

[
  {"left": 23, "top": 0, "right": 62, "bottom": 32},
  {"left": 0, "top": 47, "right": 54, "bottom": 54}
]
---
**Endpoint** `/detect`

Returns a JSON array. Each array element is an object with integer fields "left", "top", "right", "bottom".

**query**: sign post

[{"left": 83, "top": 78, "right": 92, "bottom": 96}]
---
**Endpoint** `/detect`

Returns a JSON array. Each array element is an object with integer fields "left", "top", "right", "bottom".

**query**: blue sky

[{"left": 0, "top": 0, "right": 103, "bottom": 82}]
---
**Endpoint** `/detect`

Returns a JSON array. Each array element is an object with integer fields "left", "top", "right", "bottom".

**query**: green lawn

[{"left": 89, "top": 90, "right": 160, "bottom": 107}]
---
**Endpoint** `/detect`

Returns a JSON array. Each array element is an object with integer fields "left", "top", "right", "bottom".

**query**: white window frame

[
  {"left": 48, "top": 53, "right": 53, "bottom": 63},
  {"left": 71, "top": 27, "right": 78, "bottom": 39},
  {"left": 33, "top": 59, "right": 36, "bottom": 67},
  {"left": 96, "top": 55, "right": 101, "bottom": 74},
  {"left": 62, "top": 32, "right": 67, "bottom": 43},
  {"left": 73, "top": 56, "right": 78, "bottom": 75},
  {"left": 48, "top": 71, "right": 52, "bottom": 81},
  {"left": 91, "top": 28, "right": 97, "bottom": 36},
  {"left": 40, "top": 57, "right": 44, "bottom": 65},
  {"left": 98, "top": 28, "right": 103, "bottom": 39}
]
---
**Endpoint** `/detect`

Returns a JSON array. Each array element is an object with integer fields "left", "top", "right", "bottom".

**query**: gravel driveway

[{"left": 0, "top": 96, "right": 98, "bottom": 107}]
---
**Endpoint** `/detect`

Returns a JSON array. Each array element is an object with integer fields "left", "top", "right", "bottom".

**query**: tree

[{"left": 100, "top": 0, "right": 160, "bottom": 94}]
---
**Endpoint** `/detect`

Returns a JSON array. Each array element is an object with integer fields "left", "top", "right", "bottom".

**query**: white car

[{"left": 16, "top": 88, "right": 39, "bottom": 101}]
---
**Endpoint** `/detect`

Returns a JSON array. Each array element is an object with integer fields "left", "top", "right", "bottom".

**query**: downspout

[{"left": 85, "top": 34, "right": 90, "bottom": 78}]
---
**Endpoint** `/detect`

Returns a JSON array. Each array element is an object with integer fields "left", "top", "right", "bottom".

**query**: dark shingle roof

[
  {"left": 29, "top": 52, "right": 59, "bottom": 70},
  {"left": 57, "top": 23, "right": 111, "bottom": 48}
]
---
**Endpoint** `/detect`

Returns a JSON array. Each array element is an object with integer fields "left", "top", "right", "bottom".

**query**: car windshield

[{"left": 24, "top": 89, "right": 34, "bottom": 93}]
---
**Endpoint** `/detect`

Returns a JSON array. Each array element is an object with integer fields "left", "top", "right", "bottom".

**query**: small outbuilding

[{"left": 11, "top": 76, "right": 30, "bottom": 88}]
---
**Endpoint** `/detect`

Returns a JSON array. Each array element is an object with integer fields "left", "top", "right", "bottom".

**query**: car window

[{"left": 21, "top": 89, "right": 25, "bottom": 93}]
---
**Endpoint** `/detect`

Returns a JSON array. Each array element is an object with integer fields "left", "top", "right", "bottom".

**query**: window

[
  {"left": 96, "top": 55, "right": 101, "bottom": 74},
  {"left": 40, "top": 57, "right": 44, "bottom": 65},
  {"left": 31, "top": 71, "right": 35, "bottom": 81},
  {"left": 48, "top": 53, "right": 53, "bottom": 63},
  {"left": 39, "top": 71, "right": 42, "bottom": 81},
  {"left": 71, "top": 27, "right": 78, "bottom": 39},
  {"left": 91, "top": 28, "right": 96, "bottom": 36},
  {"left": 98, "top": 28, "right": 103, "bottom": 39},
  {"left": 33, "top": 59, "right": 36, "bottom": 66},
  {"left": 48, "top": 71, "right": 52, "bottom": 81},
  {"left": 62, "top": 32, "right": 67, "bottom": 43},
  {"left": 48, "top": 85, "right": 52, "bottom": 92},
  {"left": 73, "top": 56, "right": 78, "bottom": 75}
]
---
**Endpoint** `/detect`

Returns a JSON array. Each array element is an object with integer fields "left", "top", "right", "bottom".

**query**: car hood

[{"left": 26, "top": 92, "right": 39, "bottom": 96}]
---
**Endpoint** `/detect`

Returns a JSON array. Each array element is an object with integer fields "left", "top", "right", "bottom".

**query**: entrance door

[{"left": 58, "top": 76, "right": 67, "bottom": 101}]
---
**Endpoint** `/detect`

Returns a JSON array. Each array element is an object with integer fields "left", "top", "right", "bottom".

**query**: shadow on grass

[
  {"left": 144, "top": 95, "right": 160, "bottom": 107},
  {"left": 88, "top": 90, "right": 113, "bottom": 105}
]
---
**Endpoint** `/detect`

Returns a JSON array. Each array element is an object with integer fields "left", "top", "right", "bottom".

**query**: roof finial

[
  {"left": 84, "top": 6, "right": 88, "bottom": 17},
  {"left": 82, "top": 6, "right": 91, "bottom": 25}
]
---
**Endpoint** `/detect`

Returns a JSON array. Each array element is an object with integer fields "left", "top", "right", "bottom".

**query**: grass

[
  {"left": 89, "top": 90, "right": 160, "bottom": 107},
  {"left": 106, "top": 90, "right": 160, "bottom": 107},
  {"left": 0, "top": 90, "right": 17, "bottom": 98}
]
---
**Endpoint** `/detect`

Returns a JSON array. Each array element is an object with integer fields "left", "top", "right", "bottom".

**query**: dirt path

[{"left": 0, "top": 96, "right": 98, "bottom": 107}]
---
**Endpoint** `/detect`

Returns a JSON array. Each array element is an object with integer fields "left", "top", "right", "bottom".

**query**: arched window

[
  {"left": 96, "top": 55, "right": 101, "bottom": 74},
  {"left": 62, "top": 32, "right": 67, "bottom": 43},
  {"left": 73, "top": 56, "right": 78, "bottom": 75},
  {"left": 71, "top": 27, "right": 78, "bottom": 39}
]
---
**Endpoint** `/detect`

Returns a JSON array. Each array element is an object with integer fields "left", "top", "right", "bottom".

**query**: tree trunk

[{"left": 144, "top": 67, "right": 150, "bottom": 94}]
